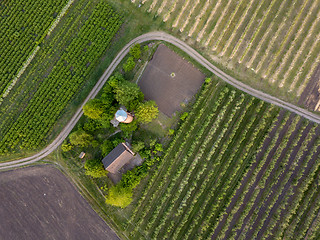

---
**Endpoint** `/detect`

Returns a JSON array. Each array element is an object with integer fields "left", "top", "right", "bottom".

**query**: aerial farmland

[{"left": 0, "top": 0, "right": 320, "bottom": 239}]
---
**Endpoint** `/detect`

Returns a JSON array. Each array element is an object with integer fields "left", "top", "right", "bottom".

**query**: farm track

[{"left": 1, "top": 31, "right": 320, "bottom": 171}]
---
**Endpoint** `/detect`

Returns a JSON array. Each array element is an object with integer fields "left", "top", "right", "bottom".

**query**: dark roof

[{"left": 102, "top": 143, "right": 134, "bottom": 173}]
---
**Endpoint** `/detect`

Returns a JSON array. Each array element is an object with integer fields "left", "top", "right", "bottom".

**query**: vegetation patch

[{"left": 0, "top": 1, "right": 123, "bottom": 155}]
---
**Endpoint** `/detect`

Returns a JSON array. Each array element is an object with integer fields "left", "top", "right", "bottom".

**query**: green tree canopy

[
  {"left": 100, "top": 83, "right": 115, "bottom": 106},
  {"left": 69, "top": 130, "right": 94, "bottom": 147},
  {"left": 120, "top": 121, "right": 138, "bottom": 136},
  {"left": 83, "top": 99, "right": 105, "bottom": 120},
  {"left": 129, "top": 43, "right": 141, "bottom": 59},
  {"left": 114, "top": 80, "right": 143, "bottom": 107},
  {"left": 123, "top": 56, "right": 135, "bottom": 72},
  {"left": 132, "top": 141, "right": 145, "bottom": 153},
  {"left": 108, "top": 73, "right": 125, "bottom": 89},
  {"left": 61, "top": 141, "right": 73, "bottom": 152},
  {"left": 83, "top": 119, "right": 102, "bottom": 132},
  {"left": 100, "top": 139, "right": 114, "bottom": 156},
  {"left": 135, "top": 101, "right": 159, "bottom": 123},
  {"left": 84, "top": 159, "right": 107, "bottom": 178}
]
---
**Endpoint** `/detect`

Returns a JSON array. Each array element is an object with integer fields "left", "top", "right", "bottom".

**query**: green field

[
  {"left": 133, "top": 0, "right": 320, "bottom": 102},
  {"left": 123, "top": 78, "right": 320, "bottom": 240},
  {"left": 2, "top": 0, "right": 320, "bottom": 239},
  {"left": 0, "top": 0, "right": 68, "bottom": 99},
  {"left": 0, "top": 0, "right": 123, "bottom": 157}
]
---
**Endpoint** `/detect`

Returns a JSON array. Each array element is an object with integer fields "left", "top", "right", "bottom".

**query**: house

[{"left": 102, "top": 143, "right": 135, "bottom": 174}]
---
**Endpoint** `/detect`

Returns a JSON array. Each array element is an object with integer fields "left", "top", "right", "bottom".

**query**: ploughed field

[
  {"left": 0, "top": 0, "right": 122, "bottom": 155},
  {"left": 131, "top": 0, "right": 320, "bottom": 103},
  {"left": 126, "top": 78, "right": 320, "bottom": 239},
  {"left": 138, "top": 44, "right": 205, "bottom": 116},
  {"left": 0, "top": 166, "right": 119, "bottom": 240}
]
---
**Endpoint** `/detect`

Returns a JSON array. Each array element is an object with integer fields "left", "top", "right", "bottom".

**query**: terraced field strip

[
  {"left": 196, "top": 0, "right": 223, "bottom": 43},
  {"left": 212, "top": 0, "right": 250, "bottom": 52},
  {"left": 241, "top": 0, "right": 290, "bottom": 66},
  {"left": 253, "top": 0, "right": 303, "bottom": 73},
  {"left": 228, "top": 0, "right": 268, "bottom": 60},
  {"left": 187, "top": 0, "right": 214, "bottom": 38},
  {"left": 281, "top": 19, "right": 320, "bottom": 89}
]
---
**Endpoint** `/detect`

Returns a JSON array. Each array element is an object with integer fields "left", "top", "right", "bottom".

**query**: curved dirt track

[{"left": 1, "top": 31, "right": 320, "bottom": 170}]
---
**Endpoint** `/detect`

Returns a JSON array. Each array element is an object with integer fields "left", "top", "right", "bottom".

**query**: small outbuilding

[
  {"left": 79, "top": 152, "right": 86, "bottom": 159},
  {"left": 102, "top": 143, "right": 135, "bottom": 174}
]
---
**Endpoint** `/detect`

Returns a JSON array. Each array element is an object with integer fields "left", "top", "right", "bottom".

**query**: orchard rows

[
  {"left": 131, "top": 0, "right": 320, "bottom": 96},
  {"left": 125, "top": 79, "right": 320, "bottom": 239},
  {"left": 127, "top": 80, "right": 281, "bottom": 239},
  {"left": 0, "top": 1, "right": 122, "bottom": 154},
  {"left": 0, "top": 0, "right": 68, "bottom": 98}
]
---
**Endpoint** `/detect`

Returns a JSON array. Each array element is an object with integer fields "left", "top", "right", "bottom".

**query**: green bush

[
  {"left": 84, "top": 159, "right": 107, "bottom": 178},
  {"left": 120, "top": 121, "right": 138, "bottom": 137},
  {"left": 135, "top": 100, "right": 159, "bottom": 123},
  {"left": 69, "top": 130, "right": 94, "bottom": 147},
  {"left": 61, "top": 141, "right": 73, "bottom": 152},
  {"left": 132, "top": 141, "right": 145, "bottom": 153},
  {"left": 180, "top": 112, "right": 189, "bottom": 121},
  {"left": 105, "top": 185, "right": 133, "bottom": 208},
  {"left": 100, "top": 140, "right": 114, "bottom": 156},
  {"left": 168, "top": 129, "right": 175, "bottom": 135},
  {"left": 123, "top": 56, "right": 136, "bottom": 72},
  {"left": 130, "top": 43, "right": 141, "bottom": 59},
  {"left": 83, "top": 99, "right": 105, "bottom": 120}
]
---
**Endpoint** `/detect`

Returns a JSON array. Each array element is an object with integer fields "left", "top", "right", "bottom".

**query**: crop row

[
  {"left": 148, "top": 90, "right": 240, "bottom": 239},
  {"left": 128, "top": 82, "right": 282, "bottom": 239},
  {"left": 130, "top": 84, "right": 231, "bottom": 235},
  {"left": 128, "top": 81, "right": 221, "bottom": 225},
  {"left": 0, "top": 0, "right": 68, "bottom": 96},
  {"left": 0, "top": 1, "right": 122, "bottom": 153},
  {"left": 135, "top": 0, "right": 320, "bottom": 95}
]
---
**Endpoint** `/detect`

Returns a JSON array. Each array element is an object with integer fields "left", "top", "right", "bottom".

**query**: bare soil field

[
  {"left": 299, "top": 63, "right": 320, "bottom": 111},
  {"left": 138, "top": 44, "right": 205, "bottom": 116},
  {"left": 0, "top": 165, "right": 119, "bottom": 240}
]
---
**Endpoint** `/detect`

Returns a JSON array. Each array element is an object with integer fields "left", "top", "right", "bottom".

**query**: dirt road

[{"left": 1, "top": 31, "right": 320, "bottom": 170}]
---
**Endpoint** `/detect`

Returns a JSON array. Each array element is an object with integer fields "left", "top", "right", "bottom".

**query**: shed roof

[{"left": 102, "top": 143, "right": 134, "bottom": 173}]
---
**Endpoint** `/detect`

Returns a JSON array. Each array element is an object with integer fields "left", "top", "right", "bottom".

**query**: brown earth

[
  {"left": 299, "top": 63, "right": 320, "bottom": 111},
  {"left": 0, "top": 165, "right": 119, "bottom": 240},
  {"left": 138, "top": 44, "right": 205, "bottom": 116}
]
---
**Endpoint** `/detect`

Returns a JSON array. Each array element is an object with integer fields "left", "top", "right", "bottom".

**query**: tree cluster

[{"left": 105, "top": 141, "right": 163, "bottom": 208}]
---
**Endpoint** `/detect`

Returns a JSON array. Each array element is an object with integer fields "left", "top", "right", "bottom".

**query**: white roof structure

[{"left": 115, "top": 109, "right": 128, "bottom": 122}]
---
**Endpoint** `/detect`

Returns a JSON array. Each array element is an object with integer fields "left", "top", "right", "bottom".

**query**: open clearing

[
  {"left": 0, "top": 165, "right": 119, "bottom": 240},
  {"left": 138, "top": 44, "right": 205, "bottom": 116}
]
